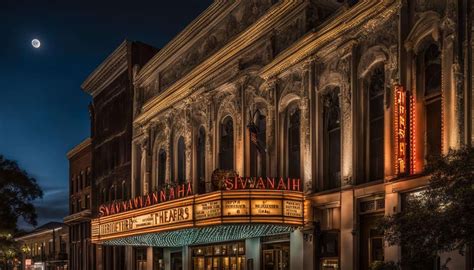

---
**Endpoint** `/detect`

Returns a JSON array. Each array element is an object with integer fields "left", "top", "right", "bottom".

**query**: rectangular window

[{"left": 426, "top": 99, "right": 441, "bottom": 158}]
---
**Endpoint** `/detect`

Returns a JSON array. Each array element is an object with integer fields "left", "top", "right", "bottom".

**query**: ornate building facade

[{"left": 85, "top": 0, "right": 473, "bottom": 269}]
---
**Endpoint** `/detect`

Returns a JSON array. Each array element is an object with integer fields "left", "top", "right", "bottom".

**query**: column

[
  {"left": 303, "top": 231, "right": 314, "bottom": 270},
  {"left": 265, "top": 78, "right": 277, "bottom": 177},
  {"left": 301, "top": 58, "right": 315, "bottom": 192},
  {"left": 146, "top": 247, "right": 153, "bottom": 270},
  {"left": 340, "top": 189, "right": 355, "bottom": 270},
  {"left": 442, "top": 0, "right": 462, "bottom": 152},
  {"left": 245, "top": 237, "right": 261, "bottom": 270},
  {"left": 300, "top": 95, "right": 311, "bottom": 191},
  {"left": 131, "top": 143, "right": 138, "bottom": 197},
  {"left": 183, "top": 246, "right": 191, "bottom": 270},
  {"left": 384, "top": 187, "right": 400, "bottom": 262},
  {"left": 290, "top": 230, "right": 304, "bottom": 270},
  {"left": 125, "top": 246, "right": 134, "bottom": 270}
]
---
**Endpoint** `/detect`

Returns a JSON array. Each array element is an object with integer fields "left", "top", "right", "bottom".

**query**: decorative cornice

[
  {"left": 63, "top": 210, "right": 92, "bottom": 225},
  {"left": 259, "top": 0, "right": 401, "bottom": 80},
  {"left": 134, "top": 1, "right": 235, "bottom": 85},
  {"left": 134, "top": 1, "right": 298, "bottom": 125},
  {"left": 81, "top": 40, "right": 129, "bottom": 97},
  {"left": 67, "top": 137, "right": 92, "bottom": 159}
]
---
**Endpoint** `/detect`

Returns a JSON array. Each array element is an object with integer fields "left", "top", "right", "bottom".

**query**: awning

[{"left": 101, "top": 224, "right": 297, "bottom": 247}]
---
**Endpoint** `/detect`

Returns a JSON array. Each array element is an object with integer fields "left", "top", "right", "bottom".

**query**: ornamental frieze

[{"left": 159, "top": 0, "right": 274, "bottom": 92}]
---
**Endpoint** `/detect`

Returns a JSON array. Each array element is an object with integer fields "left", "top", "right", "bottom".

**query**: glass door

[
  {"left": 262, "top": 243, "right": 290, "bottom": 270},
  {"left": 171, "top": 252, "right": 182, "bottom": 270}
]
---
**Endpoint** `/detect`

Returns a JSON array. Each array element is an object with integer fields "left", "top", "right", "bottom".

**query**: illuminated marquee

[
  {"left": 91, "top": 189, "right": 305, "bottom": 243},
  {"left": 224, "top": 177, "right": 301, "bottom": 191},
  {"left": 98, "top": 183, "right": 193, "bottom": 217},
  {"left": 394, "top": 85, "right": 407, "bottom": 174}
]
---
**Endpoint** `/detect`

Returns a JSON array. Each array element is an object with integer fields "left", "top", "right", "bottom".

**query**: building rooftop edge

[
  {"left": 135, "top": 1, "right": 229, "bottom": 85},
  {"left": 81, "top": 40, "right": 129, "bottom": 97},
  {"left": 67, "top": 137, "right": 92, "bottom": 159}
]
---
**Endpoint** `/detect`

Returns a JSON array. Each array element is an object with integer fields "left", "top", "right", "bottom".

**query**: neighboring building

[
  {"left": 64, "top": 138, "right": 93, "bottom": 270},
  {"left": 81, "top": 40, "right": 158, "bottom": 270},
  {"left": 84, "top": 0, "right": 473, "bottom": 270},
  {"left": 15, "top": 222, "right": 68, "bottom": 270}
]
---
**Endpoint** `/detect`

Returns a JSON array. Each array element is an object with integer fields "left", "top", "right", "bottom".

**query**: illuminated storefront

[{"left": 91, "top": 181, "right": 309, "bottom": 269}]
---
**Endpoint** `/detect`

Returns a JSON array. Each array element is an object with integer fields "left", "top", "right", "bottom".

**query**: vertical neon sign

[{"left": 394, "top": 85, "right": 407, "bottom": 174}]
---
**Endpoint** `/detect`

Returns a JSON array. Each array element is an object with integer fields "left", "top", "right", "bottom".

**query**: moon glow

[{"left": 31, "top": 39, "right": 41, "bottom": 48}]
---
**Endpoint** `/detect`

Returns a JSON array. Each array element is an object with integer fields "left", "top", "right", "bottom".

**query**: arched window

[
  {"left": 286, "top": 104, "right": 300, "bottom": 179},
  {"left": 158, "top": 148, "right": 166, "bottom": 188},
  {"left": 121, "top": 181, "right": 127, "bottom": 200},
  {"left": 323, "top": 89, "right": 341, "bottom": 189},
  {"left": 422, "top": 44, "right": 442, "bottom": 158},
  {"left": 108, "top": 185, "right": 115, "bottom": 202},
  {"left": 367, "top": 66, "right": 385, "bottom": 181},
  {"left": 101, "top": 188, "right": 107, "bottom": 204},
  {"left": 250, "top": 109, "right": 266, "bottom": 177},
  {"left": 177, "top": 136, "right": 186, "bottom": 184},
  {"left": 76, "top": 176, "right": 80, "bottom": 193},
  {"left": 71, "top": 175, "right": 75, "bottom": 195},
  {"left": 219, "top": 116, "right": 234, "bottom": 170},
  {"left": 86, "top": 168, "right": 91, "bottom": 186},
  {"left": 197, "top": 127, "right": 206, "bottom": 194}
]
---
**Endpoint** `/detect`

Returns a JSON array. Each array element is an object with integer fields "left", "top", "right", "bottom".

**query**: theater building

[{"left": 85, "top": 0, "right": 473, "bottom": 269}]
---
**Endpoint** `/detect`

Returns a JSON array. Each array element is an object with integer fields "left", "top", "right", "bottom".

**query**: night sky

[{"left": 1, "top": 0, "right": 212, "bottom": 229}]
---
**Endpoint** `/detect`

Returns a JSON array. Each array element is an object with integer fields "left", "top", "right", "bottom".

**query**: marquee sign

[
  {"left": 98, "top": 183, "right": 193, "bottom": 217},
  {"left": 91, "top": 189, "right": 305, "bottom": 243},
  {"left": 224, "top": 177, "right": 301, "bottom": 191},
  {"left": 394, "top": 85, "right": 407, "bottom": 174},
  {"left": 98, "top": 177, "right": 301, "bottom": 218}
]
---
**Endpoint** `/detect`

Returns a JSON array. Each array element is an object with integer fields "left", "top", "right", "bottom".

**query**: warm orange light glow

[
  {"left": 394, "top": 85, "right": 407, "bottom": 174},
  {"left": 91, "top": 190, "right": 305, "bottom": 243},
  {"left": 409, "top": 93, "right": 416, "bottom": 174}
]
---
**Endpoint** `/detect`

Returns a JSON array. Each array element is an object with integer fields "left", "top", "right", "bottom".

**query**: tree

[
  {"left": 0, "top": 155, "right": 43, "bottom": 268},
  {"left": 379, "top": 147, "right": 474, "bottom": 269}
]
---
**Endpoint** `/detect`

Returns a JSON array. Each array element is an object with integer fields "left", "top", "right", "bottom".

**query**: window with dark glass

[
  {"left": 197, "top": 127, "right": 206, "bottom": 194},
  {"left": 85, "top": 194, "right": 90, "bottom": 209},
  {"left": 86, "top": 168, "right": 91, "bottom": 186},
  {"left": 250, "top": 109, "right": 266, "bottom": 177},
  {"left": 323, "top": 89, "right": 341, "bottom": 189},
  {"left": 121, "top": 181, "right": 127, "bottom": 199},
  {"left": 219, "top": 116, "right": 234, "bottom": 170},
  {"left": 102, "top": 188, "right": 107, "bottom": 204},
  {"left": 368, "top": 66, "right": 385, "bottom": 181},
  {"left": 423, "top": 44, "right": 442, "bottom": 158},
  {"left": 177, "top": 136, "right": 186, "bottom": 184},
  {"left": 287, "top": 104, "right": 300, "bottom": 179},
  {"left": 158, "top": 148, "right": 166, "bottom": 188},
  {"left": 71, "top": 175, "right": 75, "bottom": 195},
  {"left": 109, "top": 185, "right": 115, "bottom": 201}
]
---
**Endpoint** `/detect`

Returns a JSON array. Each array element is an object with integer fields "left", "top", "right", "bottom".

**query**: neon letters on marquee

[
  {"left": 99, "top": 183, "right": 193, "bottom": 217},
  {"left": 224, "top": 177, "right": 301, "bottom": 191}
]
